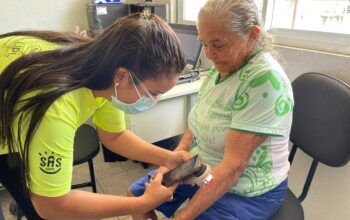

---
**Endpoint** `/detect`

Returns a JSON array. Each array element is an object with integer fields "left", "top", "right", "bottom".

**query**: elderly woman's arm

[
  {"left": 175, "top": 130, "right": 267, "bottom": 220},
  {"left": 174, "top": 128, "right": 193, "bottom": 152}
]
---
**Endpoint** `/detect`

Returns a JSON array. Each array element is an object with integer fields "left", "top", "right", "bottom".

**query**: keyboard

[{"left": 177, "top": 70, "right": 200, "bottom": 85}]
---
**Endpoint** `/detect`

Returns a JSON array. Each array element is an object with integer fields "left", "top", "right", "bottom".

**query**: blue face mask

[{"left": 111, "top": 73, "right": 157, "bottom": 114}]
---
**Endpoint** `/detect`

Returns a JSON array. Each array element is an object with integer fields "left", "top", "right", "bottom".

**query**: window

[
  {"left": 180, "top": 0, "right": 264, "bottom": 23},
  {"left": 179, "top": 0, "right": 350, "bottom": 55},
  {"left": 267, "top": 0, "right": 350, "bottom": 34},
  {"left": 182, "top": 0, "right": 207, "bottom": 22}
]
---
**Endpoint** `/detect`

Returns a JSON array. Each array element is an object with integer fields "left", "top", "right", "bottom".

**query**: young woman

[{"left": 0, "top": 13, "right": 189, "bottom": 219}]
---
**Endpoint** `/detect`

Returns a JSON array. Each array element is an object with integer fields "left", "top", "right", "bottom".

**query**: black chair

[
  {"left": 71, "top": 124, "right": 100, "bottom": 193},
  {"left": 270, "top": 72, "right": 350, "bottom": 220},
  {"left": 9, "top": 124, "right": 100, "bottom": 219}
]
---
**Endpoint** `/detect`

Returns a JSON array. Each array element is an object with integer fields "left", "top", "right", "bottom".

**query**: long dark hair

[{"left": 0, "top": 13, "right": 185, "bottom": 192}]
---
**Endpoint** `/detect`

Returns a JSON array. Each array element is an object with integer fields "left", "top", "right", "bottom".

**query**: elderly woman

[{"left": 128, "top": 0, "right": 294, "bottom": 219}]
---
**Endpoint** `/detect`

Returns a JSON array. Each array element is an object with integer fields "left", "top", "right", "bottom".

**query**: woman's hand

[
  {"left": 141, "top": 172, "right": 178, "bottom": 210},
  {"left": 164, "top": 150, "right": 191, "bottom": 169},
  {"left": 153, "top": 166, "right": 169, "bottom": 177}
]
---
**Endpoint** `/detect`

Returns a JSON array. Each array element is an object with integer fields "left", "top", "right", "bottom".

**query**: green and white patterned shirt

[{"left": 189, "top": 52, "right": 294, "bottom": 197}]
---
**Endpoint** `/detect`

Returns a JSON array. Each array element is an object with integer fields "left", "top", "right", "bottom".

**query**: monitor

[{"left": 169, "top": 23, "right": 202, "bottom": 71}]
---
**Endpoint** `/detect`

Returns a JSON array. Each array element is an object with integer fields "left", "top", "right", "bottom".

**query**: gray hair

[{"left": 198, "top": 0, "right": 273, "bottom": 53}]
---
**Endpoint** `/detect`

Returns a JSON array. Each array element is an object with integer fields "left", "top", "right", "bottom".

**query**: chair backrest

[
  {"left": 290, "top": 72, "right": 350, "bottom": 167},
  {"left": 73, "top": 124, "right": 100, "bottom": 165}
]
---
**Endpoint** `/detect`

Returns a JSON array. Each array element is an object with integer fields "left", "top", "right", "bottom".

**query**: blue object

[{"left": 129, "top": 170, "right": 288, "bottom": 219}]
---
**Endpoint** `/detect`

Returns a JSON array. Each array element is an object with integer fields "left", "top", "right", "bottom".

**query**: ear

[
  {"left": 113, "top": 67, "right": 130, "bottom": 85},
  {"left": 248, "top": 25, "right": 261, "bottom": 44}
]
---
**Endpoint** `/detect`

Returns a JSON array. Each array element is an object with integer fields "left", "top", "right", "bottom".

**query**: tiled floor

[{"left": 0, "top": 150, "right": 158, "bottom": 220}]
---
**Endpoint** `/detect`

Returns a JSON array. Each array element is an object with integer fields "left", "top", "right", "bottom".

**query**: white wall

[
  {"left": 0, "top": 0, "right": 91, "bottom": 34},
  {"left": 275, "top": 45, "right": 350, "bottom": 84}
]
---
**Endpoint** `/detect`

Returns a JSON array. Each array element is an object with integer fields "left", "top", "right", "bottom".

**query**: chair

[
  {"left": 9, "top": 124, "right": 100, "bottom": 219},
  {"left": 71, "top": 124, "right": 100, "bottom": 193},
  {"left": 270, "top": 72, "right": 350, "bottom": 220}
]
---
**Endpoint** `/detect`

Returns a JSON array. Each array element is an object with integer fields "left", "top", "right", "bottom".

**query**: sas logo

[{"left": 39, "top": 151, "right": 62, "bottom": 174}]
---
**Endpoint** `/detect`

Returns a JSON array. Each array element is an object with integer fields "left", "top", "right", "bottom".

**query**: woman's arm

[
  {"left": 32, "top": 190, "right": 151, "bottom": 220},
  {"left": 174, "top": 130, "right": 267, "bottom": 220},
  {"left": 98, "top": 128, "right": 190, "bottom": 168},
  {"left": 31, "top": 172, "right": 174, "bottom": 219},
  {"left": 174, "top": 128, "right": 193, "bottom": 152}
]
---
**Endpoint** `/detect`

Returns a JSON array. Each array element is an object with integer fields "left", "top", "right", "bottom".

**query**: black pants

[{"left": 0, "top": 153, "right": 43, "bottom": 220}]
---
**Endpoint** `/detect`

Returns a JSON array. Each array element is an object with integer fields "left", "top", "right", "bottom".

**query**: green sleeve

[{"left": 230, "top": 69, "right": 294, "bottom": 137}]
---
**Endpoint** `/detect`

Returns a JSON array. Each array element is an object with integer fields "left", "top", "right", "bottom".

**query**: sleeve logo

[{"left": 38, "top": 151, "right": 62, "bottom": 174}]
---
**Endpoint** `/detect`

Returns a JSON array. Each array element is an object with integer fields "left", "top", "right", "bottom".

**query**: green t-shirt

[
  {"left": 0, "top": 36, "right": 126, "bottom": 197},
  {"left": 189, "top": 52, "right": 294, "bottom": 196}
]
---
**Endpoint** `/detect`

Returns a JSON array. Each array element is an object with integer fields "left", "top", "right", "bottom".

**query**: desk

[{"left": 124, "top": 75, "right": 205, "bottom": 143}]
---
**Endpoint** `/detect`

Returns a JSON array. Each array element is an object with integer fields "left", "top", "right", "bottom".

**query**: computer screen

[{"left": 169, "top": 24, "right": 202, "bottom": 70}]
